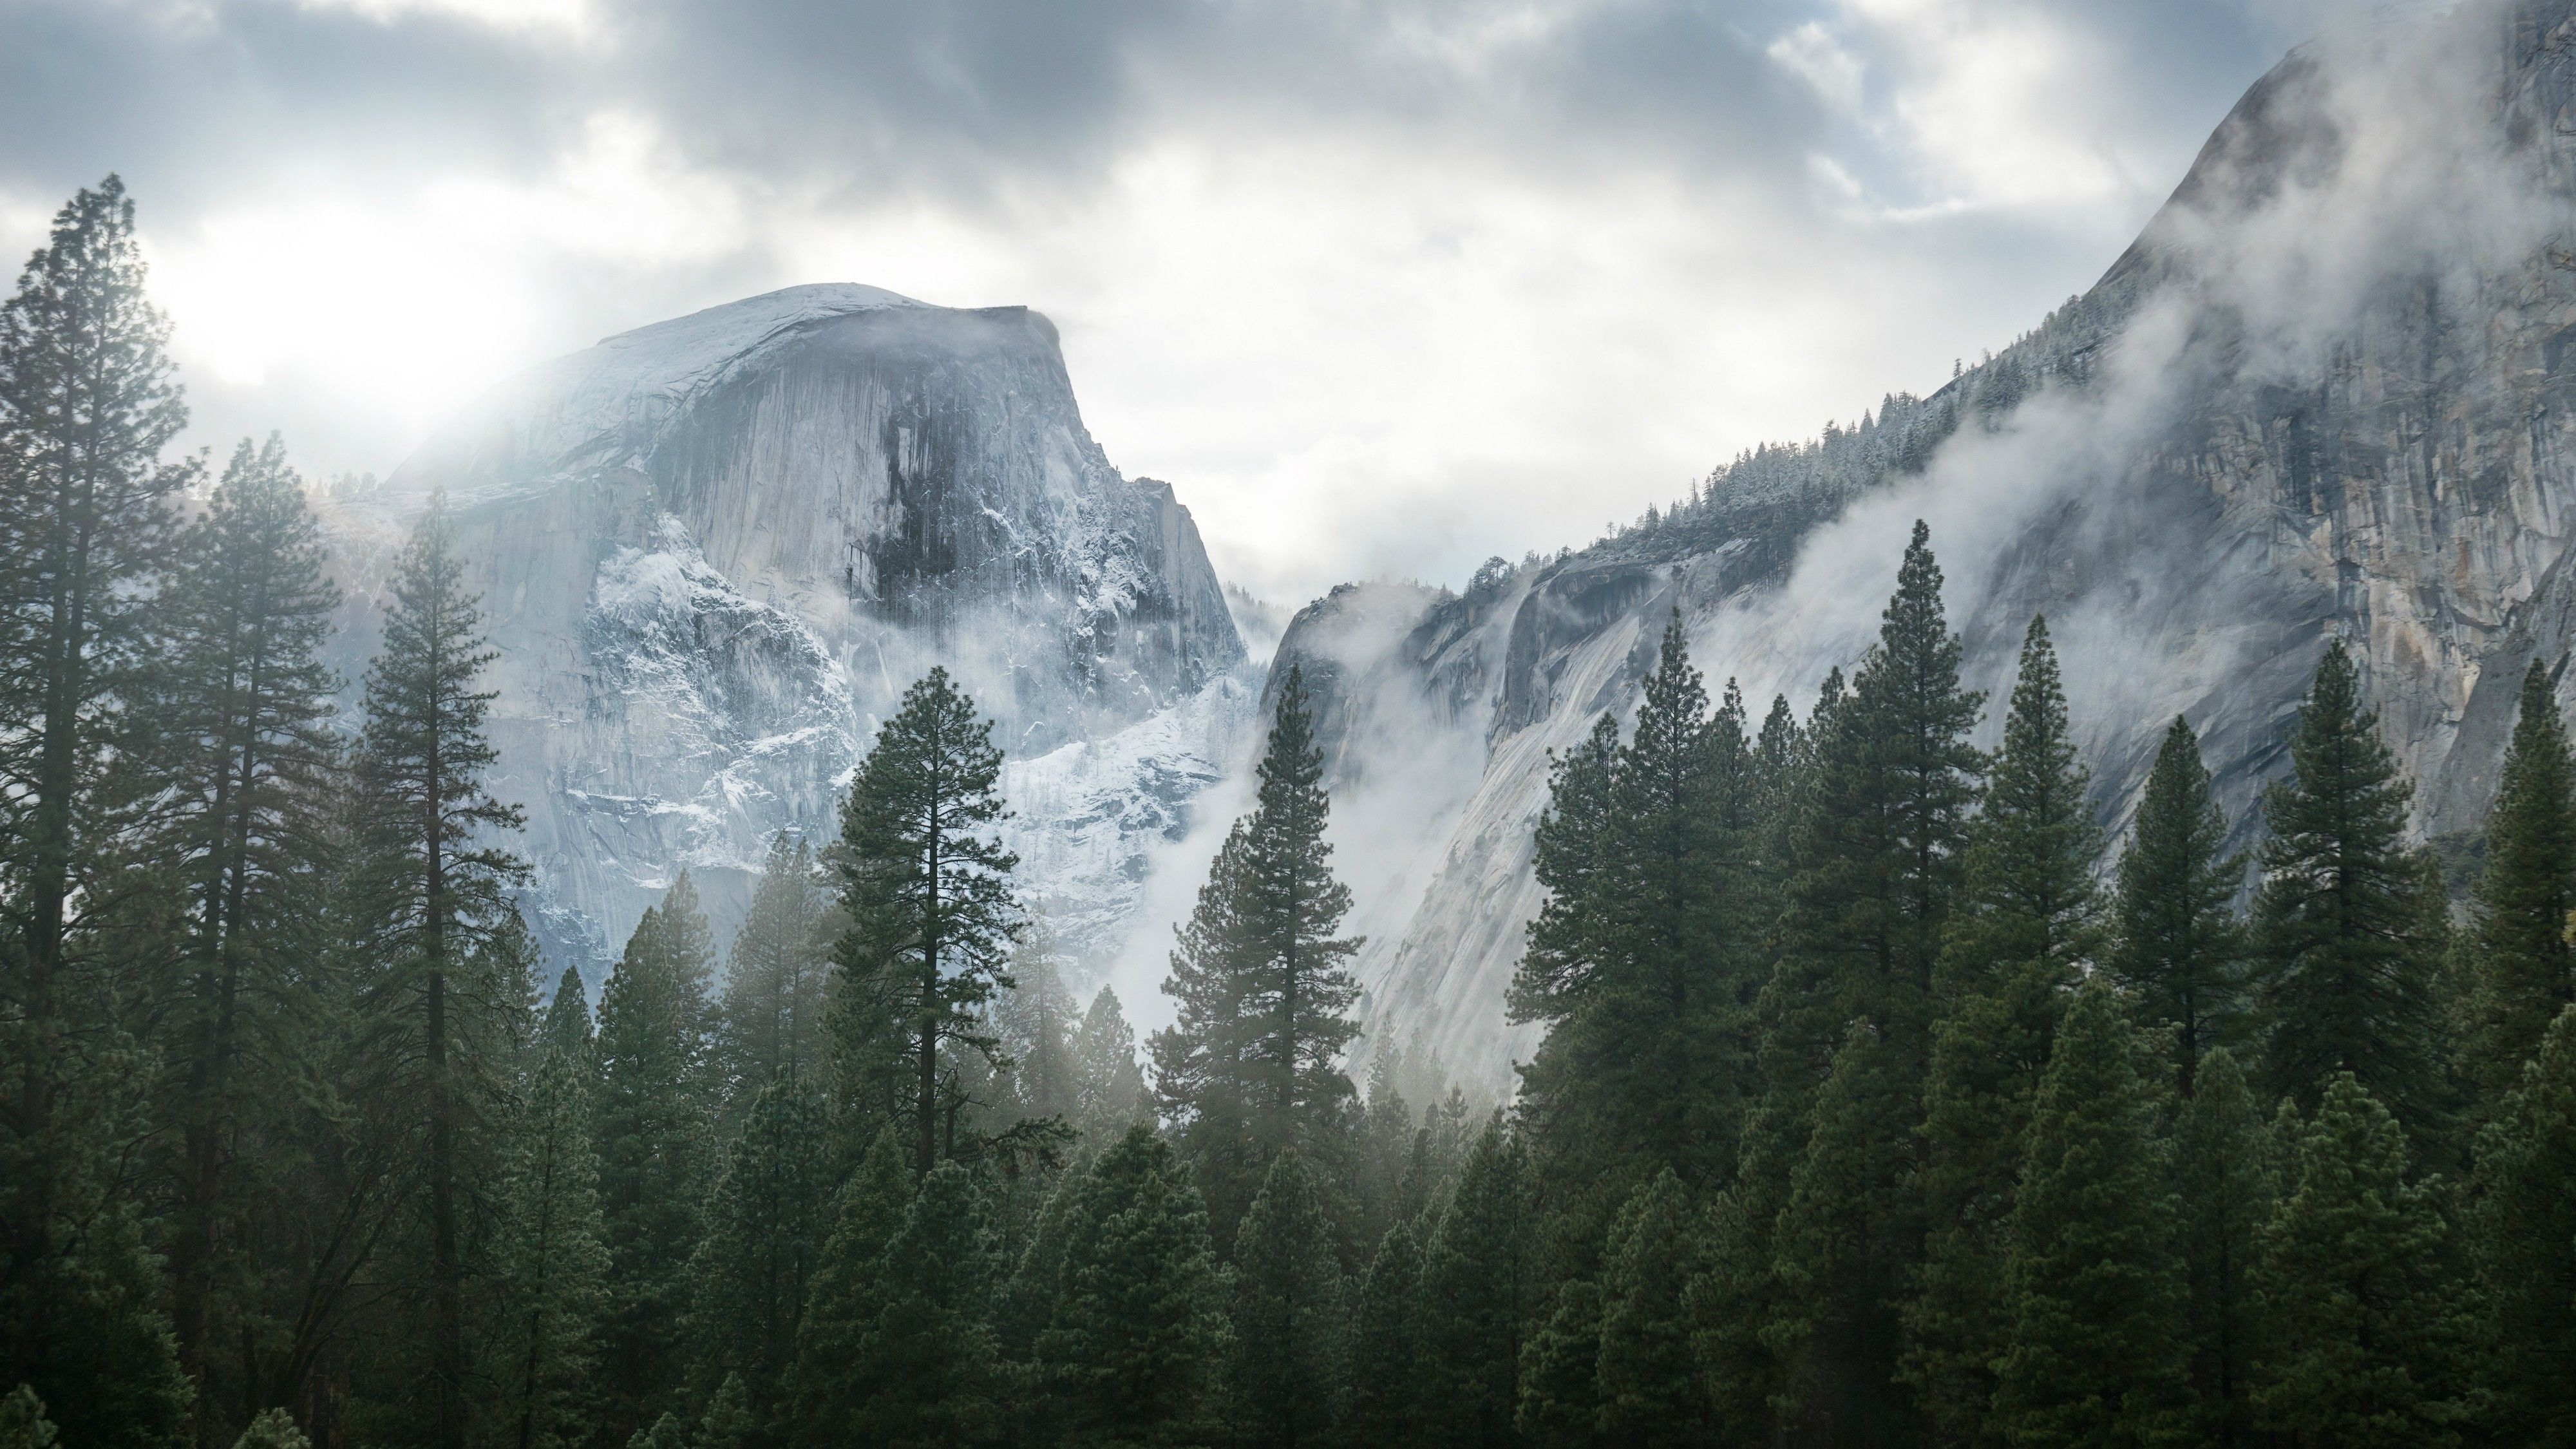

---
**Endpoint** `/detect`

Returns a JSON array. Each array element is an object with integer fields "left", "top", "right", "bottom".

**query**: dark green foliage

[
  {"left": 849, "top": 1160, "right": 1005, "bottom": 1446},
  {"left": 2471, "top": 1003, "right": 2576, "bottom": 1443},
  {"left": 1037, "top": 1124, "right": 1228, "bottom": 1447},
  {"left": 594, "top": 875, "right": 720, "bottom": 1438},
  {"left": 1153, "top": 667, "right": 1362, "bottom": 1247},
  {"left": 144, "top": 435, "right": 343, "bottom": 1440},
  {"left": 1511, "top": 622, "right": 1763, "bottom": 1224},
  {"left": 0, "top": 176, "right": 194, "bottom": 1449},
  {"left": 997, "top": 941, "right": 1081, "bottom": 1130},
  {"left": 1595, "top": 1170, "right": 1716, "bottom": 1446},
  {"left": 346, "top": 494, "right": 528, "bottom": 1449},
  {"left": 715, "top": 836, "right": 831, "bottom": 1126},
  {"left": 0, "top": 1389, "right": 52, "bottom": 1449},
  {"left": 1767, "top": 521, "right": 1984, "bottom": 1439},
  {"left": 1908, "top": 615, "right": 2100, "bottom": 1436},
  {"left": 696, "top": 1375, "right": 755, "bottom": 1449},
  {"left": 2253, "top": 1073, "right": 2467, "bottom": 1445},
  {"left": 2252, "top": 643, "right": 2448, "bottom": 1139},
  {"left": 2173, "top": 1048, "right": 2272, "bottom": 1444},
  {"left": 1227, "top": 1149, "right": 1346, "bottom": 1448},
  {"left": 489, "top": 975, "right": 611, "bottom": 1449},
  {"left": 2465, "top": 661, "right": 2576, "bottom": 1100},
  {"left": 229, "top": 1406, "right": 307, "bottom": 1449},
  {"left": 786, "top": 1129, "right": 912, "bottom": 1445},
  {"left": 833, "top": 668, "right": 1019, "bottom": 1175},
  {"left": 1419, "top": 1118, "right": 1534, "bottom": 1449},
  {"left": 1989, "top": 981, "right": 2191, "bottom": 1448},
  {"left": 1348, "top": 1221, "right": 1428, "bottom": 1445},
  {"left": 1513, "top": 1279, "right": 1603, "bottom": 1449},
  {"left": 2110, "top": 717, "right": 2246, "bottom": 1094},
  {"left": 687, "top": 1081, "right": 832, "bottom": 1435},
  {"left": 1070, "top": 987, "right": 1151, "bottom": 1141}
]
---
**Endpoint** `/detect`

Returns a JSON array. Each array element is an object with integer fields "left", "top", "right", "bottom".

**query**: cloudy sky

[{"left": 0, "top": 0, "right": 2332, "bottom": 601}]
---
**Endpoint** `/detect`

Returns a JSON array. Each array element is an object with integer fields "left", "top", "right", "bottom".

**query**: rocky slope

[
  {"left": 1283, "top": 0, "right": 2576, "bottom": 1092},
  {"left": 328, "top": 284, "right": 1247, "bottom": 980}
]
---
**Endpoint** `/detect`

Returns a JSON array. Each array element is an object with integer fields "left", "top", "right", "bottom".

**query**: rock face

[
  {"left": 332, "top": 284, "right": 1247, "bottom": 978},
  {"left": 1283, "top": 0, "right": 2576, "bottom": 1092}
]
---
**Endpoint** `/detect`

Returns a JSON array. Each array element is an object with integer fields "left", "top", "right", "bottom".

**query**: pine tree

[
  {"left": 1153, "top": 667, "right": 1362, "bottom": 1246},
  {"left": 1419, "top": 1118, "right": 1535, "bottom": 1449},
  {"left": 346, "top": 492, "right": 526, "bottom": 1449},
  {"left": 2108, "top": 716, "right": 2246, "bottom": 1095},
  {"left": 1907, "top": 615, "right": 2099, "bottom": 1436},
  {"left": 1768, "top": 521, "right": 1982, "bottom": 1437},
  {"left": 2465, "top": 659, "right": 2576, "bottom": 1099},
  {"left": 2252, "top": 642, "right": 2447, "bottom": 1139},
  {"left": 999, "top": 1153, "right": 1092, "bottom": 1365},
  {"left": 0, "top": 176, "right": 194, "bottom": 1449},
  {"left": 687, "top": 1080, "right": 832, "bottom": 1434},
  {"left": 1513, "top": 1279, "right": 1602, "bottom": 1449},
  {"left": 1037, "top": 1123, "right": 1229, "bottom": 1446},
  {"left": 229, "top": 1408, "right": 306, "bottom": 1449},
  {"left": 785, "top": 1129, "right": 912, "bottom": 1447},
  {"left": 1070, "top": 987, "right": 1150, "bottom": 1140},
  {"left": 594, "top": 875, "right": 720, "bottom": 1439},
  {"left": 715, "top": 835, "right": 830, "bottom": 1126},
  {"left": 696, "top": 1376, "right": 754, "bottom": 1449},
  {"left": 996, "top": 936, "right": 1080, "bottom": 1129},
  {"left": 489, "top": 974, "right": 611, "bottom": 1449},
  {"left": 1596, "top": 1170, "right": 1716, "bottom": 1446},
  {"left": 2173, "top": 1047, "right": 2272, "bottom": 1444},
  {"left": 2253, "top": 1072, "right": 2467, "bottom": 1445},
  {"left": 0, "top": 1388, "right": 55, "bottom": 1449},
  {"left": 1227, "top": 1149, "right": 1347, "bottom": 1448},
  {"left": 1348, "top": 1220, "right": 1428, "bottom": 1445},
  {"left": 834, "top": 668, "right": 1018, "bottom": 1175},
  {"left": 137, "top": 433, "right": 343, "bottom": 1444},
  {"left": 2470, "top": 1002, "right": 2576, "bottom": 1443},
  {"left": 1989, "top": 981, "right": 2190, "bottom": 1448},
  {"left": 1513, "top": 621, "right": 1759, "bottom": 1247},
  {"left": 848, "top": 1160, "right": 1005, "bottom": 1446}
]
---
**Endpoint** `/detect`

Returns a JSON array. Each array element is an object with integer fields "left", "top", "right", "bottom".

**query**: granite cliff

[
  {"left": 1280, "top": 0, "right": 2576, "bottom": 1091},
  {"left": 328, "top": 284, "right": 1249, "bottom": 978}
]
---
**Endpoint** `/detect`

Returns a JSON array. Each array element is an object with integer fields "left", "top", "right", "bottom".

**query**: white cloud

[
  {"left": 1770, "top": 21, "right": 1867, "bottom": 113},
  {"left": 288, "top": 0, "right": 600, "bottom": 42}
]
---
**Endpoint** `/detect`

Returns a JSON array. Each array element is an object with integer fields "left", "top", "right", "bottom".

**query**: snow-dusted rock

[{"left": 330, "top": 285, "right": 1244, "bottom": 982}]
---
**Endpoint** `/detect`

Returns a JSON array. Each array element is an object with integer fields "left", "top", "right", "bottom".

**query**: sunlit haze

[{"left": 1, "top": 0, "right": 2318, "bottom": 603}]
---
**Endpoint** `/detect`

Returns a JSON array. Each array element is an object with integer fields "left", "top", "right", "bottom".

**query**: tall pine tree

[
  {"left": 2465, "top": 659, "right": 2576, "bottom": 1099},
  {"left": 594, "top": 875, "right": 719, "bottom": 1441},
  {"left": 488, "top": 973, "right": 610, "bottom": 1449},
  {"left": 1989, "top": 981, "right": 2191, "bottom": 1448},
  {"left": 1036, "top": 1123, "right": 1229, "bottom": 1447},
  {"left": 686, "top": 1080, "right": 832, "bottom": 1437},
  {"left": 714, "top": 835, "right": 830, "bottom": 1127},
  {"left": 1153, "top": 666, "right": 1362, "bottom": 1246},
  {"left": 1420, "top": 1119, "right": 1535, "bottom": 1449},
  {"left": 1768, "top": 521, "right": 1982, "bottom": 1438},
  {"left": 2108, "top": 716, "right": 2245, "bottom": 1095},
  {"left": 2470, "top": 1002, "right": 2576, "bottom": 1443},
  {"left": 1595, "top": 1170, "right": 1717, "bottom": 1446},
  {"left": 2252, "top": 643, "right": 2447, "bottom": 1141},
  {"left": 347, "top": 492, "right": 526, "bottom": 1449},
  {"left": 0, "top": 176, "right": 194, "bottom": 1449},
  {"left": 833, "top": 668, "right": 1018, "bottom": 1175},
  {"left": 785, "top": 1129, "right": 911, "bottom": 1448},
  {"left": 1348, "top": 1220, "right": 1428, "bottom": 1446},
  {"left": 2172, "top": 1047, "right": 2272, "bottom": 1444},
  {"left": 1228, "top": 1149, "right": 1347, "bottom": 1448},
  {"left": 144, "top": 433, "right": 341, "bottom": 1444},
  {"left": 2253, "top": 1072, "right": 2467, "bottom": 1445},
  {"left": 1906, "top": 614, "right": 2100, "bottom": 1437}
]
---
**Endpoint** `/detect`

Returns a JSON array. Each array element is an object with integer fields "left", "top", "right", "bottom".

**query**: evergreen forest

[{"left": 10, "top": 182, "right": 2576, "bottom": 1449}]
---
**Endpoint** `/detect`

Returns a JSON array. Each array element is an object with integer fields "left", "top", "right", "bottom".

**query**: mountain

[
  {"left": 1283, "top": 0, "right": 2576, "bottom": 1092},
  {"left": 327, "top": 283, "right": 1249, "bottom": 979}
]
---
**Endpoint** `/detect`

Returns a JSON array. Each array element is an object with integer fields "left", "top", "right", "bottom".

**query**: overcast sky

[{"left": 0, "top": 0, "right": 2334, "bottom": 601}]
